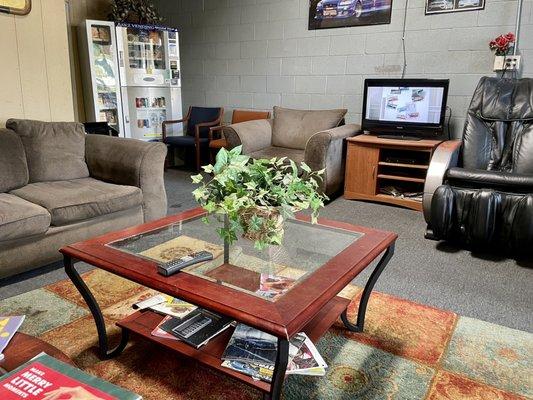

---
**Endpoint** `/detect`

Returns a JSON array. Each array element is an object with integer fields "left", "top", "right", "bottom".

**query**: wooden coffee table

[{"left": 60, "top": 207, "right": 396, "bottom": 400}]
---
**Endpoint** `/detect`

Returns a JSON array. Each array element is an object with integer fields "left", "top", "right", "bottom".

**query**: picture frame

[
  {"left": 0, "top": 0, "right": 31, "bottom": 15},
  {"left": 425, "top": 0, "right": 485, "bottom": 15},
  {"left": 308, "top": 0, "right": 393, "bottom": 30}
]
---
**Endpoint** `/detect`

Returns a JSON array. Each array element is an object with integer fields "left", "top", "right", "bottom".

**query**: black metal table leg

[
  {"left": 263, "top": 338, "right": 289, "bottom": 400},
  {"left": 341, "top": 243, "right": 395, "bottom": 333},
  {"left": 63, "top": 255, "right": 129, "bottom": 359}
]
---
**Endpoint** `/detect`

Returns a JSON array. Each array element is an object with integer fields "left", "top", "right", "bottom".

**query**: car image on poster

[{"left": 308, "top": 0, "right": 392, "bottom": 29}]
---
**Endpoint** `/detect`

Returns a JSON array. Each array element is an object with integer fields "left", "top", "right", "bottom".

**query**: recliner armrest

[
  {"left": 85, "top": 135, "right": 167, "bottom": 222},
  {"left": 423, "top": 140, "right": 462, "bottom": 223},
  {"left": 222, "top": 119, "right": 273, "bottom": 154}
]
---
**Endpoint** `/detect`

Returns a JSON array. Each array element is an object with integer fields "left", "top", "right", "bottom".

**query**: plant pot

[{"left": 239, "top": 207, "right": 285, "bottom": 245}]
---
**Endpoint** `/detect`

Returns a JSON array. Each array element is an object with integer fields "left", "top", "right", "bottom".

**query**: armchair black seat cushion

[
  {"left": 424, "top": 77, "right": 533, "bottom": 254},
  {"left": 163, "top": 106, "right": 223, "bottom": 171},
  {"left": 163, "top": 136, "right": 209, "bottom": 146}
]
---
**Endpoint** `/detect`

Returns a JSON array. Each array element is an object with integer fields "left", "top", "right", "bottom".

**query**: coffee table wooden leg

[
  {"left": 64, "top": 255, "right": 129, "bottom": 359},
  {"left": 263, "top": 338, "right": 289, "bottom": 400},
  {"left": 341, "top": 243, "right": 395, "bottom": 333}
]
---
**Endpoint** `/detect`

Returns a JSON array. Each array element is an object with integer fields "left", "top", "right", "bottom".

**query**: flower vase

[{"left": 239, "top": 207, "right": 285, "bottom": 246}]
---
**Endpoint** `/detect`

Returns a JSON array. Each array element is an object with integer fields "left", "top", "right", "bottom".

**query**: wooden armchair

[{"left": 163, "top": 106, "right": 224, "bottom": 171}]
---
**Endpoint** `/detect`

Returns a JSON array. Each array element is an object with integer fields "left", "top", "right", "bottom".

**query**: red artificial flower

[{"left": 489, "top": 32, "right": 515, "bottom": 55}]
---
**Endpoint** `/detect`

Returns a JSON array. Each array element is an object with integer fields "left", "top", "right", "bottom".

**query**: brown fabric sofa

[
  {"left": 0, "top": 119, "right": 167, "bottom": 279},
  {"left": 223, "top": 107, "right": 360, "bottom": 196}
]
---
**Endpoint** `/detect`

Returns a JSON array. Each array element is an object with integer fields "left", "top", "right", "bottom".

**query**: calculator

[{"left": 172, "top": 313, "right": 212, "bottom": 338}]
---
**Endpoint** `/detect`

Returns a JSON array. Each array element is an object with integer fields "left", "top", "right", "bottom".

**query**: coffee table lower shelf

[{"left": 117, "top": 295, "right": 351, "bottom": 394}]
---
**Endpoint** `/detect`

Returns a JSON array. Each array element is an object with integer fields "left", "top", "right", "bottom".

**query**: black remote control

[{"left": 157, "top": 251, "right": 214, "bottom": 276}]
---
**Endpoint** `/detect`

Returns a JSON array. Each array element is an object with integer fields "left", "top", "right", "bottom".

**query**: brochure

[
  {"left": 134, "top": 294, "right": 197, "bottom": 320},
  {"left": 0, "top": 316, "right": 25, "bottom": 357},
  {"left": 0, "top": 353, "right": 141, "bottom": 399}
]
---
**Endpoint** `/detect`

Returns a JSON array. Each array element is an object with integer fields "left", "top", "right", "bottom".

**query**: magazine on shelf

[
  {"left": 222, "top": 324, "right": 278, "bottom": 366},
  {"left": 0, "top": 353, "right": 141, "bottom": 399},
  {"left": 150, "top": 315, "right": 178, "bottom": 341},
  {"left": 286, "top": 334, "right": 327, "bottom": 376},
  {"left": 160, "top": 309, "right": 233, "bottom": 349},
  {"left": 0, "top": 316, "right": 25, "bottom": 359},
  {"left": 133, "top": 294, "right": 197, "bottom": 319},
  {"left": 221, "top": 330, "right": 326, "bottom": 382}
]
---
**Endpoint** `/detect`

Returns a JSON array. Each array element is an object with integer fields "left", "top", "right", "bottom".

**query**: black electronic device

[
  {"left": 157, "top": 251, "right": 214, "bottom": 276},
  {"left": 160, "top": 309, "right": 234, "bottom": 349},
  {"left": 362, "top": 78, "right": 449, "bottom": 139}
]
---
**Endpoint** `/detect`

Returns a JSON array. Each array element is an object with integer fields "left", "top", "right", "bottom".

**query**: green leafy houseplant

[{"left": 192, "top": 146, "right": 328, "bottom": 250}]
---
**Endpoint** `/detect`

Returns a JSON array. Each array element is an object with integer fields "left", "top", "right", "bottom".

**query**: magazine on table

[
  {"left": 255, "top": 274, "right": 296, "bottom": 301},
  {"left": 133, "top": 294, "right": 197, "bottom": 319},
  {"left": 0, "top": 353, "right": 141, "bottom": 399},
  {"left": 0, "top": 316, "right": 25, "bottom": 360}
]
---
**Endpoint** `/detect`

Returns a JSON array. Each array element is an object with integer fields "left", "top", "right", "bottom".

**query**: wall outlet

[{"left": 493, "top": 55, "right": 521, "bottom": 71}]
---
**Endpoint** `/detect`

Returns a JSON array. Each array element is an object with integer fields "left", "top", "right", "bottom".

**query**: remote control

[{"left": 157, "top": 251, "right": 214, "bottom": 276}]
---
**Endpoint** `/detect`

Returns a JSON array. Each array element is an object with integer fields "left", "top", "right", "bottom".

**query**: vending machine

[
  {"left": 79, "top": 20, "right": 124, "bottom": 135},
  {"left": 79, "top": 20, "right": 182, "bottom": 140}
]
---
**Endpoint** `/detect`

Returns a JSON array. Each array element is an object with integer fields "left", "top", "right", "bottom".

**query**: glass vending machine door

[
  {"left": 90, "top": 23, "right": 122, "bottom": 134},
  {"left": 120, "top": 25, "right": 167, "bottom": 86}
]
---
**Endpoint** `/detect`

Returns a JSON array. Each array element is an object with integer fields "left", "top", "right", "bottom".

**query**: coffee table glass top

[{"left": 107, "top": 215, "right": 363, "bottom": 302}]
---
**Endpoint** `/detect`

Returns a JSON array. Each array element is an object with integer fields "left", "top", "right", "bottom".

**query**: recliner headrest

[{"left": 470, "top": 77, "right": 533, "bottom": 121}]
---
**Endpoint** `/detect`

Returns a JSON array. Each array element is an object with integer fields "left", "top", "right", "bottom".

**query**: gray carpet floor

[{"left": 1, "top": 168, "right": 532, "bottom": 333}]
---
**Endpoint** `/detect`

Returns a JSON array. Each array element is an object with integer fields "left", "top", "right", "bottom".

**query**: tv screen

[{"left": 362, "top": 79, "right": 449, "bottom": 137}]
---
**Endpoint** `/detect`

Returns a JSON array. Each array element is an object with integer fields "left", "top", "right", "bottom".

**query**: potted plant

[{"left": 192, "top": 146, "right": 327, "bottom": 250}]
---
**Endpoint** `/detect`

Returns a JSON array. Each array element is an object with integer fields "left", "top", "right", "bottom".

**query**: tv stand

[
  {"left": 377, "top": 134, "right": 423, "bottom": 141},
  {"left": 344, "top": 135, "right": 443, "bottom": 211}
]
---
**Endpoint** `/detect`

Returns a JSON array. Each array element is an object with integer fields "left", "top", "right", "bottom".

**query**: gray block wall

[{"left": 154, "top": 0, "right": 533, "bottom": 138}]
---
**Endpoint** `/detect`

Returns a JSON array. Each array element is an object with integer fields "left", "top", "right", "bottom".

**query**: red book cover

[{"left": 0, "top": 354, "right": 140, "bottom": 400}]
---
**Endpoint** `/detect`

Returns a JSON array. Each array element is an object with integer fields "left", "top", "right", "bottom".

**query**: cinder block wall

[{"left": 154, "top": 0, "right": 532, "bottom": 138}]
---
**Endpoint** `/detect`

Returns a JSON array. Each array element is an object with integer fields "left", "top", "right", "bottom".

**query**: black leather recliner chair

[{"left": 423, "top": 77, "right": 533, "bottom": 254}]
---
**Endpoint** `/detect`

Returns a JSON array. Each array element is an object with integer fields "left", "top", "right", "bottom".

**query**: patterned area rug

[{"left": 1, "top": 269, "right": 531, "bottom": 400}]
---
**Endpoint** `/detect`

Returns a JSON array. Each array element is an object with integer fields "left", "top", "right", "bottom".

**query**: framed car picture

[
  {"left": 0, "top": 0, "right": 31, "bottom": 15},
  {"left": 309, "top": 0, "right": 393, "bottom": 30},
  {"left": 425, "top": 0, "right": 485, "bottom": 15}
]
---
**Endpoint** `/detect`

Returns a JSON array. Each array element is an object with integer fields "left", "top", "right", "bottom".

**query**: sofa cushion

[
  {"left": 6, "top": 119, "right": 89, "bottom": 183},
  {"left": 10, "top": 178, "right": 143, "bottom": 227},
  {"left": 0, "top": 193, "right": 51, "bottom": 241},
  {"left": 248, "top": 146, "right": 305, "bottom": 164},
  {"left": 271, "top": 107, "right": 347, "bottom": 150},
  {"left": 0, "top": 129, "right": 29, "bottom": 192}
]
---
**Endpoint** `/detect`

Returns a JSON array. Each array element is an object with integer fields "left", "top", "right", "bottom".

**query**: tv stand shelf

[{"left": 344, "top": 134, "right": 442, "bottom": 211}]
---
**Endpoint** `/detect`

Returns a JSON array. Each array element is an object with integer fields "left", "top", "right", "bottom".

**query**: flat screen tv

[{"left": 362, "top": 78, "right": 449, "bottom": 139}]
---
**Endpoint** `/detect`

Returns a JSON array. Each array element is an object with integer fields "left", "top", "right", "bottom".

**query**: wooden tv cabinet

[{"left": 344, "top": 135, "right": 443, "bottom": 211}]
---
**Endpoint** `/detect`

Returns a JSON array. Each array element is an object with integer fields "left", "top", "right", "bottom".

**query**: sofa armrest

[
  {"left": 222, "top": 119, "right": 273, "bottom": 154},
  {"left": 304, "top": 123, "right": 361, "bottom": 195},
  {"left": 423, "top": 140, "right": 462, "bottom": 223},
  {"left": 85, "top": 135, "right": 168, "bottom": 222}
]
